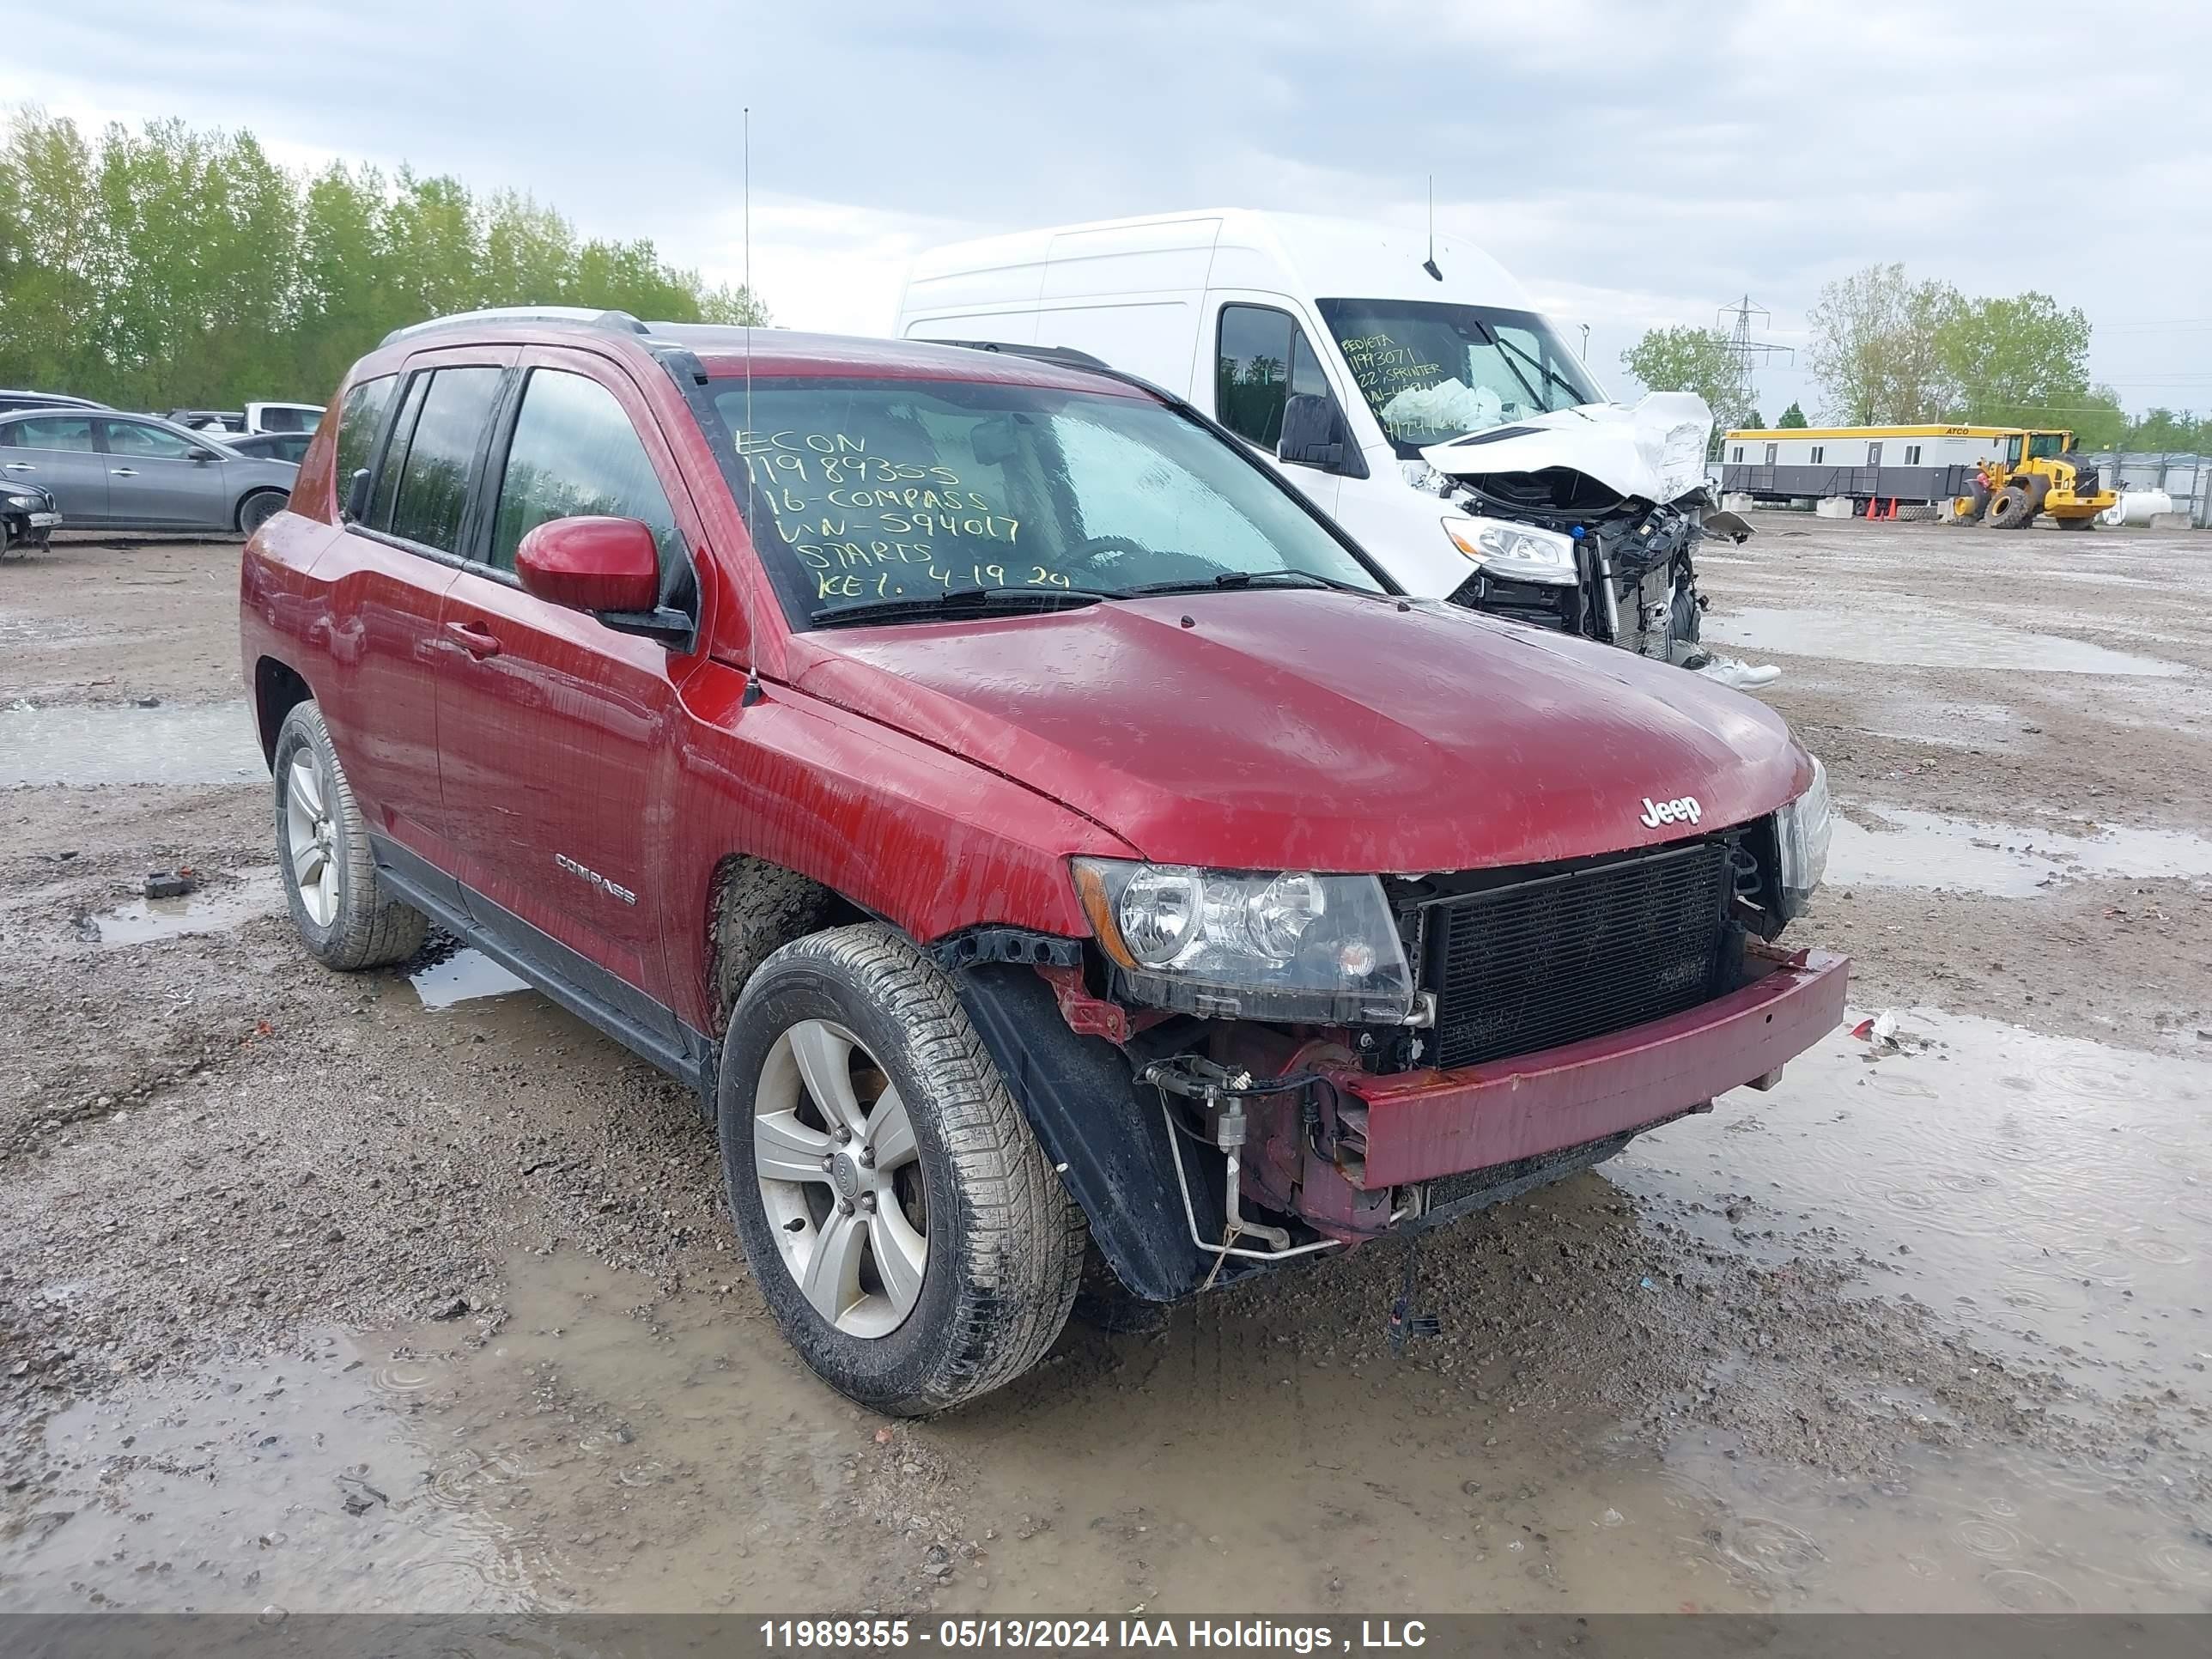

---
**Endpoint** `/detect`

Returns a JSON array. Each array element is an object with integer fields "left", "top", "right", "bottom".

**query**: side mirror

[
  {"left": 343, "top": 468, "right": 372, "bottom": 522},
  {"left": 1277, "top": 393, "right": 1347, "bottom": 472},
  {"left": 515, "top": 516, "right": 661, "bottom": 616},
  {"left": 186, "top": 446, "right": 219, "bottom": 462}
]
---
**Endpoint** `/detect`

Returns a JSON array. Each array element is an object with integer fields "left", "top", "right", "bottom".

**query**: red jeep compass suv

[{"left": 241, "top": 307, "right": 1846, "bottom": 1413}]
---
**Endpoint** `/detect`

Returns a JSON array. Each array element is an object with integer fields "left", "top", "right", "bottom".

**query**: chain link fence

[{"left": 2084, "top": 452, "right": 2211, "bottom": 526}]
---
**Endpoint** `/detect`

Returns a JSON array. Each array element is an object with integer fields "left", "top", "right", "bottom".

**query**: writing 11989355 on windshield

[{"left": 736, "top": 427, "right": 1071, "bottom": 603}]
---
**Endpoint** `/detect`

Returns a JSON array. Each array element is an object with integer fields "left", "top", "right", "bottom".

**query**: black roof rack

[{"left": 941, "top": 339, "right": 1111, "bottom": 372}]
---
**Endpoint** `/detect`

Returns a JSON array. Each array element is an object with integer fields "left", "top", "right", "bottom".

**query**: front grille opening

[{"left": 1423, "top": 842, "right": 1731, "bottom": 1070}]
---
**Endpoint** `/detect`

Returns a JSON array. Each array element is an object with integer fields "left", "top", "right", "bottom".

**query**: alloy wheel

[
  {"left": 753, "top": 1018, "right": 928, "bottom": 1337},
  {"left": 284, "top": 748, "right": 341, "bottom": 927}
]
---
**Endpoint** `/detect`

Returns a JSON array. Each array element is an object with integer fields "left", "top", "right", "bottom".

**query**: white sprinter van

[{"left": 895, "top": 209, "right": 1629, "bottom": 605}]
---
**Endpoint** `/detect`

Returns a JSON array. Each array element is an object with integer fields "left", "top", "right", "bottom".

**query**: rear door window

[
  {"left": 8, "top": 416, "right": 97, "bottom": 453},
  {"left": 386, "top": 366, "right": 504, "bottom": 553},
  {"left": 487, "top": 369, "right": 680, "bottom": 576}
]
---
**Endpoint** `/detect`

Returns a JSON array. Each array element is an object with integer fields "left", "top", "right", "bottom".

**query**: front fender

[{"left": 955, "top": 963, "right": 1214, "bottom": 1302}]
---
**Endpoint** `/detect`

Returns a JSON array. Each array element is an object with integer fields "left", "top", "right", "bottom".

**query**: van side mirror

[
  {"left": 1278, "top": 393, "right": 1349, "bottom": 473},
  {"left": 343, "top": 468, "right": 372, "bottom": 522}
]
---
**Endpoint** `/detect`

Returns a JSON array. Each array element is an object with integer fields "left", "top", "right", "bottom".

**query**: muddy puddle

[
  {"left": 3, "top": 1256, "right": 905, "bottom": 1614},
  {"left": 93, "top": 868, "right": 283, "bottom": 945},
  {"left": 1615, "top": 1008, "right": 2208, "bottom": 1397},
  {"left": 1828, "top": 804, "right": 2212, "bottom": 896},
  {"left": 408, "top": 946, "right": 532, "bottom": 1010},
  {"left": 1, "top": 699, "right": 264, "bottom": 787},
  {"left": 6, "top": 1006, "right": 2207, "bottom": 1616},
  {"left": 1705, "top": 606, "right": 2189, "bottom": 677}
]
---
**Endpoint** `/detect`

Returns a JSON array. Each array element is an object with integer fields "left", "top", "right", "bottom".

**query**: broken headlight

[
  {"left": 1443, "top": 515, "right": 1578, "bottom": 587},
  {"left": 1072, "top": 860, "right": 1415, "bottom": 1023},
  {"left": 1773, "top": 755, "right": 1832, "bottom": 916}
]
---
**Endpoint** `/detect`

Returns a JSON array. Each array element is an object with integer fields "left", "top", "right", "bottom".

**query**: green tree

[
  {"left": 1777, "top": 401, "right": 1808, "bottom": 428},
  {"left": 2064, "top": 385, "right": 2128, "bottom": 452},
  {"left": 0, "top": 106, "right": 771, "bottom": 410},
  {"left": 1805, "top": 263, "right": 1960, "bottom": 423},
  {"left": 1739, "top": 409, "right": 1765, "bottom": 430},
  {"left": 2120, "top": 408, "right": 2212, "bottom": 452},
  {"left": 1936, "top": 291, "right": 2095, "bottom": 430},
  {"left": 1620, "top": 324, "right": 1739, "bottom": 422}
]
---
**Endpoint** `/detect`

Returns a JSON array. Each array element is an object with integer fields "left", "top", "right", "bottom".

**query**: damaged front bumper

[
  {"left": 957, "top": 942, "right": 1850, "bottom": 1302},
  {"left": 1320, "top": 942, "right": 1847, "bottom": 1193}
]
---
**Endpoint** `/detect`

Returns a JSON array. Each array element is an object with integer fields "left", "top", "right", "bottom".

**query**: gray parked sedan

[{"left": 0, "top": 408, "right": 301, "bottom": 534}]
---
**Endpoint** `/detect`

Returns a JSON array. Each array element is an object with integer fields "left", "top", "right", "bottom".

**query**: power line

[{"left": 1715, "top": 295, "right": 1794, "bottom": 421}]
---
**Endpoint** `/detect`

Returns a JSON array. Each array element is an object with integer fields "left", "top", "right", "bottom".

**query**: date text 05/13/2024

[{"left": 754, "top": 1618, "right": 1431, "bottom": 1652}]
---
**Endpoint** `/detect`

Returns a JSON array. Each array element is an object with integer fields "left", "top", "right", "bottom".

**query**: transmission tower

[{"left": 1716, "top": 295, "right": 1794, "bottom": 425}]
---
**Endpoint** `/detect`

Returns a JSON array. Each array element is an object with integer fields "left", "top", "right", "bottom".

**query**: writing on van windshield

[
  {"left": 736, "top": 428, "right": 1074, "bottom": 603},
  {"left": 1337, "top": 331, "right": 1443, "bottom": 410},
  {"left": 1334, "top": 331, "right": 1504, "bottom": 443}
]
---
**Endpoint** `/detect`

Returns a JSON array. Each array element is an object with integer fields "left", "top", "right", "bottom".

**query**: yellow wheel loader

[{"left": 1955, "top": 430, "right": 2118, "bottom": 531}]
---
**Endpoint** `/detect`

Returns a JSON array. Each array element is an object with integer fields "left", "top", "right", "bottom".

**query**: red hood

[{"left": 789, "top": 590, "right": 1808, "bottom": 873}]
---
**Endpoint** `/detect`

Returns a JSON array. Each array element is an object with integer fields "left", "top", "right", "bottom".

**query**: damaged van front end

[{"left": 1414, "top": 392, "right": 1756, "bottom": 669}]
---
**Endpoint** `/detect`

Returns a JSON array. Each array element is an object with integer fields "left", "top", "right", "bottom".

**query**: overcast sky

[{"left": 19, "top": 0, "right": 2212, "bottom": 421}]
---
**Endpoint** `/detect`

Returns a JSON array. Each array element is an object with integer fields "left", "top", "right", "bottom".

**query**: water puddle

[
  {"left": 11, "top": 1341, "right": 538, "bottom": 1613},
  {"left": 409, "top": 947, "right": 532, "bottom": 1010},
  {"left": 1705, "top": 606, "right": 2188, "bottom": 677},
  {"left": 1619, "top": 1007, "right": 2210, "bottom": 1399},
  {"left": 2, "top": 1256, "right": 912, "bottom": 1613},
  {"left": 1828, "top": 805, "right": 2212, "bottom": 896},
  {"left": 5, "top": 1009, "right": 2204, "bottom": 1616},
  {"left": 1, "top": 699, "right": 265, "bottom": 787},
  {"left": 94, "top": 868, "right": 283, "bottom": 945}
]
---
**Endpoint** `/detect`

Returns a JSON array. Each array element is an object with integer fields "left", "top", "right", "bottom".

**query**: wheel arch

[
  {"left": 704, "top": 854, "right": 871, "bottom": 1034},
  {"left": 252, "top": 655, "right": 315, "bottom": 766}
]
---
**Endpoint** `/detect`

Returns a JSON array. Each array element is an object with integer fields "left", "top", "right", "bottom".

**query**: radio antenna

[
  {"left": 743, "top": 105, "right": 755, "bottom": 447},
  {"left": 1422, "top": 175, "right": 1441, "bottom": 282}
]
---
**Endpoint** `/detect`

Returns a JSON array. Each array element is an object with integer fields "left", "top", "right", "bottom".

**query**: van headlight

[
  {"left": 1774, "top": 756, "right": 1832, "bottom": 915},
  {"left": 1072, "top": 860, "right": 1415, "bottom": 1022},
  {"left": 1443, "top": 515, "right": 1578, "bottom": 587}
]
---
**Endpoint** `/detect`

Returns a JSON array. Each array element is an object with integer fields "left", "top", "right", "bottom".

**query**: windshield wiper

[
  {"left": 812, "top": 586, "right": 1109, "bottom": 629},
  {"left": 1124, "top": 569, "right": 1351, "bottom": 598}
]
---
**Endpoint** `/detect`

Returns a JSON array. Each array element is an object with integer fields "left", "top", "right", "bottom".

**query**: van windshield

[
  {"left": 710, "top": 377, "right": 1386, "bottom": 625},
  {"left": 1316, "top": 299, "right": 1602, "bottom": 456}
]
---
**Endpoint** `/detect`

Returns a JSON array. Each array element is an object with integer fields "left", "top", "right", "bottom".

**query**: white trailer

[{"left": 1720, "top": 425, "right": 2019, "bottom": 507}]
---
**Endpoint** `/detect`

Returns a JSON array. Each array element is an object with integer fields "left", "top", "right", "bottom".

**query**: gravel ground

[{"left": 1, "top": 521, "right": 2208, "bottom": 1616}]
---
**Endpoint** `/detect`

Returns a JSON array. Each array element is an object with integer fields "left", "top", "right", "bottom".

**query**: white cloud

[{"left": 11, "top": 0, "right": 2210, "bottom": 410}]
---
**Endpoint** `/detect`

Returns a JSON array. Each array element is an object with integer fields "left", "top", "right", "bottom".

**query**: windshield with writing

[
  {"left": 712, "top": 378, "right": 1385, "bottom": 623},
  {"left": 1316, "top": 299, "right": 1602, "bottom": 457}
]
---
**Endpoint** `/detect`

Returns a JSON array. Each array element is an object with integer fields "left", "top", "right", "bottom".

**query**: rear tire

[
  {"left": 272, "top": 702, "right": 428, "bottom": 970},
  {"left": 720, "top": 924, "right": 1085, "bottom": 1414},
  {"left": 238, "top": 489, "right": 287, "bottom": 535},
  {"left": 1986, "top": 486, "right": 2034, "bottom": 529}
]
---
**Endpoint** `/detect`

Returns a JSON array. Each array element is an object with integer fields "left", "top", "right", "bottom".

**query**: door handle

[
  {"left": 1, "top": 462, "right": 33, "bottom": 471},
  {"left": 109, "top": 467, "right": 138, "bottom": 477},
  {"left": 444, "top": 619, "right": 502, "bottom": 659}
]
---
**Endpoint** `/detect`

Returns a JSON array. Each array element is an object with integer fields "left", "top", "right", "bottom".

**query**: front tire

[
  {"left": 272, "top": 701, "right": 428, "bottom": 969},
  {"left": 720, "top": 924, "right": 1085, "bottom": 1414},
  {"left": 239, "top": 489, "right": 287, "bottom": 535}
]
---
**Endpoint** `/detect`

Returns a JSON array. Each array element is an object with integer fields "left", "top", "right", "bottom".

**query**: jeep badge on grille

[{"left": 1638, "top": 794, "right": 1702, "bottom": 828}]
